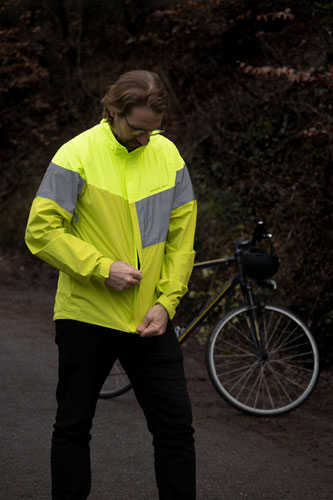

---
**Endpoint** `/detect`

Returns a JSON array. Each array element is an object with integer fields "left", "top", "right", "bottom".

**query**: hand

[
  {"left": 105, "top": 261, "right": 142, "bottom": 291},
  {"left": 136, "top": 304, "right": 169, "bottom": 338}
]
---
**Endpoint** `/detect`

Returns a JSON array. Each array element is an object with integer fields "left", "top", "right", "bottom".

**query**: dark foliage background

[{"left": 1, "top": 0, "right": 332, "bottom": 363}]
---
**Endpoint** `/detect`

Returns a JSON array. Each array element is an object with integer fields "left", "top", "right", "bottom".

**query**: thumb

[{"left": 136, "top": 314, "right": 151, "bottom": 333}]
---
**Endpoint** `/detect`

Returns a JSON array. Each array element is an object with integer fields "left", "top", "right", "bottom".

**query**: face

[{"left": 111, "top": 106, "right": 164, "bottom": 151}]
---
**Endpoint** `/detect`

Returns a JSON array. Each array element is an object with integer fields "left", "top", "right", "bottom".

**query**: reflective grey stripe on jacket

[
  {"left": 172, "top": 163, "right": 195, "bottom": 210},
  {"left": 136, "top": 165, "right": 195, "bottom": 249},
  {"left": 36, "top": 162, "right": 86, "bottom": 214}
]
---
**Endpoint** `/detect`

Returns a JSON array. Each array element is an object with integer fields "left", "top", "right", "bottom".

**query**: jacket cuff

[
  {"left": 156, "top": 295, "right": 175, "bottom": 319},
  {"left": 94, "top": 257, "right": 113, "bottom": 283}
]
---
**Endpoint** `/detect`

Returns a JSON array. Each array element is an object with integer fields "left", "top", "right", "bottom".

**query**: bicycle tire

[
  {"left": 206, "top": 304, "right": 319, "bottom": 416},
  {"left": 99, "top": 359, "right": 132, "bottom": 399}
]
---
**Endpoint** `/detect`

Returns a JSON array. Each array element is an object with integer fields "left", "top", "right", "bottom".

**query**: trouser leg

[
  {"left": 51, "top": 320, "right": 116, "bottom": 500},
  {"left": 119, "top": 322, "right": 196, "bottom": 500}
]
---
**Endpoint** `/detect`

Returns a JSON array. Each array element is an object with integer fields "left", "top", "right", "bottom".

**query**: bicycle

[{"left": 99, "top": 221, "right": 320, "bottom": 416}]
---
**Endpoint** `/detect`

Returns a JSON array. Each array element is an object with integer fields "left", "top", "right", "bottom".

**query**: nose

[{"left": 137, "top": 133, "right": 149, "bottom": 145}]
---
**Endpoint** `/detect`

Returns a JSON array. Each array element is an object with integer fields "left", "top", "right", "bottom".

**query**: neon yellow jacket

[{"left": 25, "top": 119, "right": 197, "bottom": 332}]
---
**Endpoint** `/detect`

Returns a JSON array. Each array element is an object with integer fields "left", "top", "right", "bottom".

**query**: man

[{"left": 26, "top": 70, "right": 197, "bottom": 499}]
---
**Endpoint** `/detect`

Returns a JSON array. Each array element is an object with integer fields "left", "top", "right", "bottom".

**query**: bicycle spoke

[
  {"left": 216, "top": 361, "right": 259, "bottom": 380},
  {"left": 261, "top": 369, "right": 276, "bottom": 409},
  {"left": 272, "top": 350, "right": 315, "bottom": 362},
  {"left": 271, "top": 330, "right": 310, "bottom": 354},
  {"left": 214, "top": 337, "right": 254, "bottom": 356},
  {"left": 267, "top": 362, "right": 309, "bottom": 390},
  {"left": 266, "top": 363, "right": 295, "bottom": 403},
  {"left": 267, "top": 368, "right": 286, "bottom": 408},
  {"left": 213, "top": 355, "right": 254, "bottom": 371},
  {"left": 253, "top": 368, "right": 265, "bottom": 408},
  {"left": 214, "top": 352, "right": 255, "bottom": 358},
  {"left": 233, "top": 364, "right": 261, "bottom": 402},
  {"left": 273, "top": 342, "right": 314, "bottom": 356},
  {"left": 269, "top": 318, "right": 297, "bottom": 353},
  {"left": 264, "top": 312, "right": 284, "bottom": 351},
  {"left": 271, "top": 358, "right": 314, "bottom": 373},
  {"left": 242, "top": 366, "right": 264, "bottom": 406},
  {"left": 226, "top": 318, "right": 254, "bottom": 346}
]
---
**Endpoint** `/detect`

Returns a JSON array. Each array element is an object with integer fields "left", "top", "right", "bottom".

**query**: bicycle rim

[
  {"left": 99, "top": 359, "right": 132, "bottom": 399},
  {"left": 206, "top": 304, "right": 319, "bottom": 416}
]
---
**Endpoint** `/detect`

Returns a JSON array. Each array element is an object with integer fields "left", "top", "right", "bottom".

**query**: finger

[
  {"left": 136, "top": 316, "right": 151, "bottom": 333},
  {"left": 139, "top": 328, "right": 164, "bottom": 338},
  {"left": 132, "top": 271, "right": 143, "bottom": 280},
  {"left": 123, "top": 262, "right": 142, "bottom": 277},
  {"left": 123, "top": 274, "right": 142, "bottom": 287},
  {"left": 138, "top": 321, "right": 161, "bottom": 335},
  {"left": 114, "top": 280, "right": 140, "bottom": 291}
]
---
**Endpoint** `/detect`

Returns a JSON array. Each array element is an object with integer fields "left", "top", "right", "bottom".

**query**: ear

[{"left": 108, "top": 108, "right": 117, "bottom": 125}]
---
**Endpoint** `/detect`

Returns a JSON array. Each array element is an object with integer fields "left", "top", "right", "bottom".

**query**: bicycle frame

[
  {"left": 177, "top": 255, "right": 269, "bottom": 360},
  {"left": 177, "top": 257, "right": 239, "bottom": 344}
]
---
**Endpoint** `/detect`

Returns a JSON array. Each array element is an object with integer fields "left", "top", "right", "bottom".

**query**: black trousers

[{"left": 51, "top": 319, "right": 196, "bottom": 500}]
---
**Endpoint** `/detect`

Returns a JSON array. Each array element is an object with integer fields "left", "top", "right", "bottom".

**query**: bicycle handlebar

[
  {"left": 233, "top": 220, "right": 272, "bottom": 251},
  {"left": 194, "top": 220, "right": 273, "bottom": 268},
  {"left": 250, "top": 220, "right": 272, "bottom": 246}
]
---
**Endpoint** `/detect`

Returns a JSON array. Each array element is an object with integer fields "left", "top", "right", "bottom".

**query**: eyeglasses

[{"left": 123, "top": 115, "right": 165, "bottom": 137}]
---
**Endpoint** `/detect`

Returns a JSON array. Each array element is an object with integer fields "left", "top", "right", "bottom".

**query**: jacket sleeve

[
  {"left": 25, "top": 144, "right": 112, "bottom": 284},
  {"left": 155, "top": 164, "right": 197, "bottom": 319}
]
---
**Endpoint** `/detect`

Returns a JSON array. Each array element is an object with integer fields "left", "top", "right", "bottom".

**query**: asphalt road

[{"left": 1, "top": 283, "right": 333, "bottom": 499}]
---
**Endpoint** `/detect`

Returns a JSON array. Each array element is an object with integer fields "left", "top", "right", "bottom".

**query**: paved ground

[{"left": 1, "top": 278, "right": 333, "bottom": 499}]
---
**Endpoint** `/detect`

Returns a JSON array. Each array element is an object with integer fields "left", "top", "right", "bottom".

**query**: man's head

[{"left": 102, "top": 70, "right": 169, "bottom": 150}]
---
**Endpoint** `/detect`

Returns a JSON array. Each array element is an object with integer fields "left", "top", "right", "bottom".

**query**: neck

[{"left": 110, "top": 125, "right": 139, "bottom": 152}]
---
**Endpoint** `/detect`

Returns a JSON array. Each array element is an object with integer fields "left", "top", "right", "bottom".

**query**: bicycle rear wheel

[
  {"left": 206, "top": 304, "right": 319, "bottom": 416},
  {"left": 99, "top": 359, "right": 132, "bottom": 399}
]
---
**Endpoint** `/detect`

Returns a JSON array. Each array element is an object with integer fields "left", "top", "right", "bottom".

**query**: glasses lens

[
  {"left": 131, "top": 129, "right": 145, "bottom": 136},
  {"left": 124, "top": 116, "right": 165, "bottom": 137},
  {"left": 149, "top": 129, "right": 165, "bottom": 136},
  {"left": 131, "top": 129, "right": 165, "bottom": 137}
]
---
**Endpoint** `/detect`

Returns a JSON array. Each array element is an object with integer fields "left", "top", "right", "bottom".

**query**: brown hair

[{"left": 102, "top": 70, "right": 169, "bottom": 123}]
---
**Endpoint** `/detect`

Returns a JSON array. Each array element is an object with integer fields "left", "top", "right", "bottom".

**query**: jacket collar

[{"left": 100, "top": 118, "right": 145, "bottom": 156}]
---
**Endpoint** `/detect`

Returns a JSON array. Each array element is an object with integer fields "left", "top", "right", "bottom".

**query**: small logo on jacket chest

[{"left": 149, "top": 184, "right": 169, "bottom": 193}]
